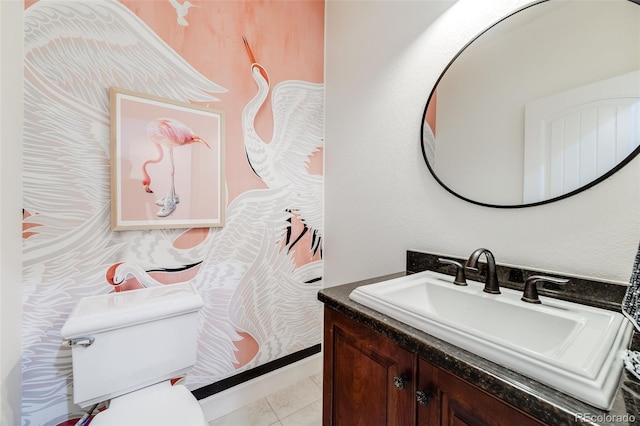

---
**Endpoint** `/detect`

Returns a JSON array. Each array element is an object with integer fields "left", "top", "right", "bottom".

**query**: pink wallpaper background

[
  {"left": 22, "top": 1, "right": 324, "bottom": 424},
  {"left": 123, "top": 0, "right": 325, "bottom": 202}
]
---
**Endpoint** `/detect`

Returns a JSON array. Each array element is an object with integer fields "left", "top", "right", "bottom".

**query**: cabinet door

[
  {"left": 417, "top": 358, "right": 545, "bottom": 426},
  {"left": 323, "top": 307, "right": 416, "bottom": 426}
]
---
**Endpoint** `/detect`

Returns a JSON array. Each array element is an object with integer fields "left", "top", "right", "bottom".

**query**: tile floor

[{"left": 208, "top": 373, "right": 323, "bottom": 426}]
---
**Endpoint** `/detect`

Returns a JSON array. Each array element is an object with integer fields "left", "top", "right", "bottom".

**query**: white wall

[
  {"left": 0, "top": 1, "right": 23, "bottom": 425},
  {"left": 324, "top": 0, "right": 640, "bottom": 288}
]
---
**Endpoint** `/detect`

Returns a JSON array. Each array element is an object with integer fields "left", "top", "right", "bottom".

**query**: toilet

[{"left": 61, "top": 282, "right": 207, "bottom": 426}]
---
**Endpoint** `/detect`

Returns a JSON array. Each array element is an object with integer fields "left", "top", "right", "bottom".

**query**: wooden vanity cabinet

[
  {"left": 322, "top": 306, "right": 416, "bottom": 425},
  {"left": 416, "top": 358, "right": 544, "bottom": 426},
  {"left": 323, "top": 307, "right": 545, "bottom": 426}
]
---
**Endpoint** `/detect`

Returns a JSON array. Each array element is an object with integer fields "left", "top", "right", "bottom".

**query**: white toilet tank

[{"left": 61, "top": 282, "right": 204, "bottom": 407}]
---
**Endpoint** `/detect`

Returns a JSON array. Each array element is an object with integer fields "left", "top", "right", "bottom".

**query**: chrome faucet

[{"left": 465, "top": 248, "right": 500, "bottom": 294}]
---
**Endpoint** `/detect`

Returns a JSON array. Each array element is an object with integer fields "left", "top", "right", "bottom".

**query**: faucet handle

[
  {"left": 438, "top": 258, "right": 468, "bottom": 286},
  {"left": 521, "top": 275, "right": 569, "bottom": 304}
]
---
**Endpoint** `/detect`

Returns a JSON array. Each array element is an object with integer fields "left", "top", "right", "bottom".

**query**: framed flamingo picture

[{"left": 110, "top": 88, "right": 225, "bottom": 230}]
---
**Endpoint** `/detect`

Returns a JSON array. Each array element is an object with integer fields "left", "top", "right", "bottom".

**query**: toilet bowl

[
  {"left": 89, "top": 381, "right": 206, "bottom": 426},
  {"left": 61, "top": 282, "right": 207, "bottom": 426}
]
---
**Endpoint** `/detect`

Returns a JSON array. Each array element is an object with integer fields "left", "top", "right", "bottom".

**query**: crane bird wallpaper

[{"left": 22, "top": 0, "right": 324, "bottom": 424}]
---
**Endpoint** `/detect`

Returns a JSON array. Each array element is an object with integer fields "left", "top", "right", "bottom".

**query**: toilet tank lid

[{"left": 61, "top": 282, "right": 204, "bottom": 338}]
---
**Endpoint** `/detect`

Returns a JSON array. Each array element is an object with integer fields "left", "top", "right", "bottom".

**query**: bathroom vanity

[
  {"left": 318, "top": 251, "right": 640, "bottom": 425},
  {"left": 322, "top": 307, "right": 545, "bottom": 425}
]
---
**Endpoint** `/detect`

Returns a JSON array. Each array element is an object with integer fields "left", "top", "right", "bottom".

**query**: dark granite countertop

[{"left": 318, "top": 268, "right": 640, "bottom": 426}]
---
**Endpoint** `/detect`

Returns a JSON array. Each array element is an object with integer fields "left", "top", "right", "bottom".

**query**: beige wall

[
  {"left": 324, "top": 0, "right": 640, "bottom": 288},
  {"left": 0, "top": 2, "right": 23, "bottom": 425}
]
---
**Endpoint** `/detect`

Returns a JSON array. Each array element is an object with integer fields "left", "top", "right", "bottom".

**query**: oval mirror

[{"left": 422, "top": 0, "right": 640, "bottom": 208}]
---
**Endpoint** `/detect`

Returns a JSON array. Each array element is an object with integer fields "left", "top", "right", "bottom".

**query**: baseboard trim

[
  {"left": 193, "top": 344, "right": 321, "bottom": 399},
  {"left": 198, "top": 352, "right": 323, "bottom": 422}
]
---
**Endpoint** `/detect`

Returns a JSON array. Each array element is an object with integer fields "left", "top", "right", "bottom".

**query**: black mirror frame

[{"left": 420, "top": 0, "right": 640, "bottom": 208}]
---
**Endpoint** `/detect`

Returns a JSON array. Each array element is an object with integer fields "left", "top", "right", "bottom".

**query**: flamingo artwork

[
  {"left": 142, "top": 118, "right": 210, "bottom": 217},
  {"left": 241, "top": 37, "right": 325, "bottom": 256}
]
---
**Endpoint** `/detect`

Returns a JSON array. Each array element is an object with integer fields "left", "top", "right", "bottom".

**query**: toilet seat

[{"left": 89, "top": 381, "right": 207, "bottom": 426}]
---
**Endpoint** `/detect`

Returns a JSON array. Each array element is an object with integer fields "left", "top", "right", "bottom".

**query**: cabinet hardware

[
  {"left": 416, "top": 389, "right": 432, "bottom": 406},
  {"left": 393, "top": 375, "right": 408, "bottom": 390}
]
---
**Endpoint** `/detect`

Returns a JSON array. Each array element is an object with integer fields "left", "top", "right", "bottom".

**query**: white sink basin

[{"left": 349, "top": 270, "right": 633, "bottom": 409}]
